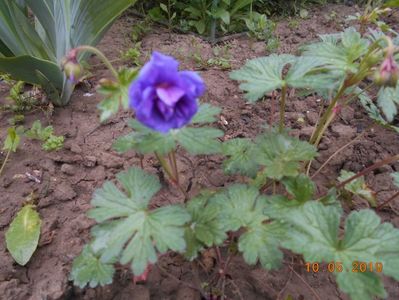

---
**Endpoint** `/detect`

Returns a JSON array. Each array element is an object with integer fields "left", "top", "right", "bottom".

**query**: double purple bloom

[{"left": 128, "top": 52, "right": 205, "bottom": 133}]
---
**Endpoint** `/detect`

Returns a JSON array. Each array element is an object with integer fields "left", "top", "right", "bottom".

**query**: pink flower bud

[{"left": 375, "top": 54, "right": 399, "bottom": 88}]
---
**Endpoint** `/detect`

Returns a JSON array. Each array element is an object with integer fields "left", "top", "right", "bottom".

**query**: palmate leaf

[
  {"left": 230, "top": 54, "right": 331, "bottom": 102},
  {"left": 301, "top": 27, "right": 369, "bottom": 74},
  {"left": 338, "top": 170, "right": 376, "bottom": 206},
  {"left": 183, "top": 192, "right": 227, "bottom": 260},
  {"left": 283, "top": 201, "right": 399, "bottom": 300},
  {"left": 70, "top": 245, "right": 115, "bottom": 288},
  {"left": 191, "top": 103, "right": 221, "bottom": 124},
  {"left": 212, "top": 185, "right": 286, "bottom": 269},
  {"left": 254, "top": 132, "right": 317, "bottom": 180},
  {"left": 222, "top": 138, "right": 259, "bottom": 177},
  {"left": 113, "top": 108, "right": 223, "bottom": 156},
  {"left": 282, "top": 174, "right": 315, "bottom": 202},
  {"left": 86, "top": 168, "right": 190, "bottom": 276},
  {"left": 358, "top": 89, "right": 399, "bottom": 133},
  {"left": 377, "top": 84, "right": 399, "bottom": 123}
]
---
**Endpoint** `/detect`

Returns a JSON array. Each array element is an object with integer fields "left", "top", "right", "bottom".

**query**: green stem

[
  {"left": 0, "top": 149, "right": 11, "bottom": 178},
  {"left": 309, "top": 83, "right": 347, "bottom": 146},
  {"left": 75, "top": 45, "right": 119, "bottom": 79},
  {"left": 279, "top": 84, "right": 287, "bottom": 133},
  {"left": 155, "top": 152, "right": 176, "bottom": 182}
]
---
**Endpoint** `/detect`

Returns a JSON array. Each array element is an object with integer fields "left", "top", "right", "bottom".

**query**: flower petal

[
  {"left": 156, "top": 85, "right": 185, "bottom": 106},
  {"left": 179, "top": 71, "right": 206, "bottom": 98}
]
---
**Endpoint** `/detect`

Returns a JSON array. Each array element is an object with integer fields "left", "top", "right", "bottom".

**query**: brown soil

[{"left": 1, "top": 4, "right": 399, "bottom": 300}]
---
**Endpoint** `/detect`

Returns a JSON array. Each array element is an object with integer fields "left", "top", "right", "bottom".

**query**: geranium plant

[{"left": 67, "top": 26, "right": 399, "bottom": 300}]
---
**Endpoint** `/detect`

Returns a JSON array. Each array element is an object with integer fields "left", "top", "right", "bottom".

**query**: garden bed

[{"left": 1, "top": 3, "right": 399, "bottom": 300}]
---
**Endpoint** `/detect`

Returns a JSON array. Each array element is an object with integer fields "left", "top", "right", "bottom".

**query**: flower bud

[
  {"left": 62, "top": 60, "right": 82, "bottom": 83},
  {"left": 374, "top": 54, "right": 399, "bottom": 88}
]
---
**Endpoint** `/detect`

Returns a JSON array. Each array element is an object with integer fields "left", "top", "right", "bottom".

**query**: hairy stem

[
  {"left": 75, "top": 45, "right": 119, "bottom": 79},
  {"left": 0, "top": 149, "right": 11, "bottom": 178},
  {"left": 279, "top": 84, "right": 287, "bottom": 133},
  {"left": 309, "top": 83, "right": 347, "bottom": 146},
  {"left": 336, "top": 154, "right": 399, "bottom": 189}
]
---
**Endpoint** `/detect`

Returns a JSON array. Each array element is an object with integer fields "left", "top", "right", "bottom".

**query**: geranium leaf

[
  {"left": 230, "top": 54, "right": 295, "bottom": 102},
  {"left": 222, "top": 138, "right": 259, "bottom": 177},
  {"left": 282, "top": 174, "right": 315, "bottom": 202},
  {"left": 392, "top": 172, "right": 399, "bottom": 188},
  {"left": 177, "top": 127, "right": 223, "bottom": 155},
  {"left": 338, "top": 170, "right": 376, "bottom": 206},
  {"left": 191, "top": 103, "right": 221, "bottom": 124},
  {"left": 283, "top": 201, "right": 399, "bottom": 300},
  {"left": 5, "top": 205, "right": 41, "bottom": 266},
  {"left": 254, "top": 132, "right": 317, "bottom": 180},
  {"left": 87, "top": 167, "right": 190, "bottom": 275},
  {"left": 377, "top": 84, "right": 399, "bottom": 123},
  {"left": 70, "top": 245, "right": 115, "bottom": 288}
]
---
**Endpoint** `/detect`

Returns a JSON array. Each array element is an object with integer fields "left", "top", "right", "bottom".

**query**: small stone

[
  {"left": 331, "top": 124, "right": 356, "bottom": 138},
  {"left": 318, "top": 142, "right": 329, "bottom": 151},
  {"left": 53, "top": 182, "right": 77, "bottom": 201},
  {"left": 61, "top": 164, "right": 75, "bottom": 176},
  {"left": 83, "top": 156, "right": 97, "bottom": 168},
  {"left": 99, "top": 152, "right": 124, "bottom": 169},
  {"left": 306, "top": 111, "right": 319, "bottom": 126}
]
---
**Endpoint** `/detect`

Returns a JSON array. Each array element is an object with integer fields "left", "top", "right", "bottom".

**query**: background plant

[{"left": 0, "top": 0, "right": 136, "bottom": 106}]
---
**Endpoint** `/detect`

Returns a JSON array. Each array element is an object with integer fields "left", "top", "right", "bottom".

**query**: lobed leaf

[
  {"left": 338, "top": 170, "right": 376, "bottom": 206},
  {"left": 222, "top": 138, "right": 259, "bottom": 177}
]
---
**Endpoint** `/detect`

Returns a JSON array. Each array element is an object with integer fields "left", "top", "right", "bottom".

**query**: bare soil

[{"left": 1, "top": 4, "right": 399, "bottom": 300}]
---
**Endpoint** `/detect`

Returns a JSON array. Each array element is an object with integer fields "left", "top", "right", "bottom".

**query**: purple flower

[{"left": 128, "top": 52, "right": 205, "bottom": 133}]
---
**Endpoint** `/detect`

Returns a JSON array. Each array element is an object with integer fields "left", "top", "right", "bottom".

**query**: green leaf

[
  {"left": 222, "top": 138, "right": 259, "bottom": 177},
  {"left": 88, "top": 167, "right": 190, "bottom": 275},
  {"left": 230, "top": 54, "right": 333, "bottom": 102},
  {"left": 283, "top": 201, "right": 399, "bottom": 300},
  {"left": 282, "top": 174, "right": 315, "bottom": 202},
  {"left": 301, "top": 27, "right": 369, "bottom": 74},
  {"left": 254, "top": 132, "right": 317, "bottom": 180},
  {"left": 212, "top": 185, "right": 285, "bottom": 269},
  {"left": 185, "top": 192, "right": 227, "bottom": 250},
  {"left": 377, "top": 84, "right": 399, "bottom": 123},
  {"left": 191, "top": 103, "right": 221, "bottom": 124},
  {"left": 338, "top": 170, "right": 376, "bottom": 206},
  {"left": 5, "top": 205, "right": 41, "bottom": 266},
  {"left": 230, "top": 54, "right": 294, "bottom": 102},
  {"left": 70, "top": 245, "right": 115, "bottom": 288},
  {"left": 3, "top": 127, "right": 21, "bottom": 152},
  {"left": 238, "top": 221, "right": 285, "bottom": 270},
  {"left": 177, "top": 127, "right": 223, "bottom": 155}
]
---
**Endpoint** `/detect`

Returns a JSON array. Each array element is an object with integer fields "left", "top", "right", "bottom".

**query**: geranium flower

[{"left": 128, "top": 52, "right": 205, "bottom": 133}]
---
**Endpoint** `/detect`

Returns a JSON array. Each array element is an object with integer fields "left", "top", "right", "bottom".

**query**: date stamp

[{"left": 305, "top": 262, "right": 383, "bottom": 273}]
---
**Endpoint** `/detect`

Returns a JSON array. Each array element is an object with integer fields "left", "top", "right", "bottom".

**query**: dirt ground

[{"left": 1, "top": 3, "right": 399, "bottom": 300}]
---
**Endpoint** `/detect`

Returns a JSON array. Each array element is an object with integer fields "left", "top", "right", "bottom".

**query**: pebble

[
  {"left": 53, "top": 182, "right": 77, "bottom": 201},
  {"left": 61, "top": 164, "right": 75, "bottom": 176},
  {"left": 83, "top": 156, "right": 97, "bottom": 168}
]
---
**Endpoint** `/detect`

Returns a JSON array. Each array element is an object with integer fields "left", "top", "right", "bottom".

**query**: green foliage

[
  {"left": 25, "top": 120, "right": 64, "bottom": 151},
  {"left": 1, "top": 80, "right": 37, "bottom": 113},
  {"left": 86, "top": 168, "right": 190, "bottom": 275},
  {"left": 282, "top": 201, "right": 399, "bottom": 300},
  {"left": 254, "top": 132, "right": 317, "bottom": 180},
  {"left": 338, "top": 170, "right": 377, "bottom": 206},
  {"left": 244, "top": 12, "right": 276, "bottom": 42},
  {"left": 97, "top": 68, "right": 139, "bottom": 122},
  {"left": 230, "top": 54, "right": 333, "bottom": 102},
  {"left": 377, "top": 84, "right": 399, "bottom": 123},
  {"left": 3, "top": 127, "right": 21, "bottom": 152},
  {"left": 5, "top": 205, "right": 41, "bottom": 266},
  {"left": 222, "top": 138, "right": 259, "bottom": 177},
  {"left": 70, "top": 245, "right": 115, "bottom": 288},
  {"left": 0, "top": 0, "right": 135, "bottom": 106},
  {"left": 113, "top": 104, "right": 223, "bottom": 155}
]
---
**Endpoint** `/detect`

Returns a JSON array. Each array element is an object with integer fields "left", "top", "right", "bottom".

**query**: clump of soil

[{"left": 1, "top": 4, "right": 399, "bottom": 300}]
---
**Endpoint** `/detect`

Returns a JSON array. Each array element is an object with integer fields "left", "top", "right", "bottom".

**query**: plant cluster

[{"left": 55, "top": 19, "right": 399, "bottom": 299}]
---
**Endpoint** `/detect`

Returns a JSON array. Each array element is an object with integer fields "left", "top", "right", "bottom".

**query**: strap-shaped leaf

[{"left": 88, "top": 168, "right": 190, "bottom": 276}]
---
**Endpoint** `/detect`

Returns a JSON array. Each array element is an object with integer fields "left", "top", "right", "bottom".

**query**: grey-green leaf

[{"left": 5, "top": 205, "right": 41, "bottom": 266}]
